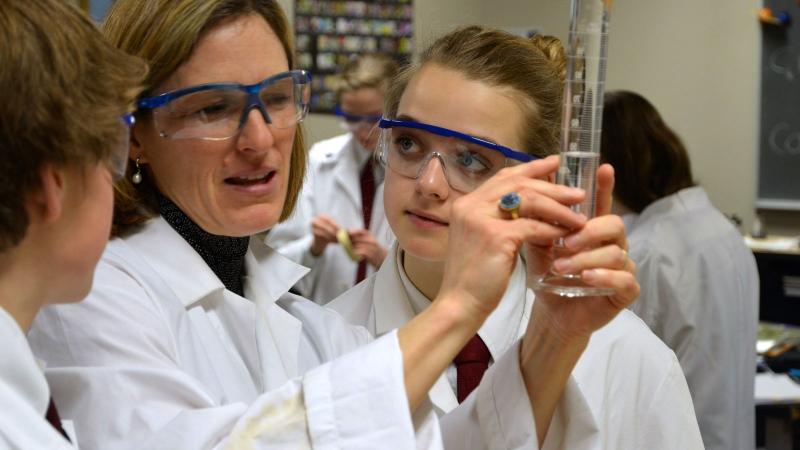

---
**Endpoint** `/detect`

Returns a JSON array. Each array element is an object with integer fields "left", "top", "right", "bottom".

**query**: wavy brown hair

[
  {"left": 600, "top": 90, "right": 695, "bottom": 213},
  {"left": 0, "top": 0, "right": 145, "bottom": 252},
  {"left": 103, "top": 0, "right": 306, "bottom": 237},
  {"left": 384, "top": 26, "right": 566, "bottom": 158}
]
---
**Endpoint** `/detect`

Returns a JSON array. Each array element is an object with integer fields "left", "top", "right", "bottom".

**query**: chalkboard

[{"left": 758, "top": 2, "right": 800, "bottom": 210}]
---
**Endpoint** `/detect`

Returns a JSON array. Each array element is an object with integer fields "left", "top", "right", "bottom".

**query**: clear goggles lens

[
  {"left": 138, "top": 70, "right": 310, "bottom": 141},
  {"left": 377, "top": 119, "right": 534, "bottom": 193},
  {"left": 109, "top": 113, "right": 134, "bottom": 181}
]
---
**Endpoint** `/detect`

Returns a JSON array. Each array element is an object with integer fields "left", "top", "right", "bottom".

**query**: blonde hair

[
  {"left": 103, "top": 0, "right": 306, "bottom": 236},
  {"left": 385, "top": 26, "right": 566, "bottom": 158},
  {"left": 0, "top": 0, "right": 145, "bottom": 252},
  {"left": 335, "top": 54, "right": 399, "bottom": 101}
]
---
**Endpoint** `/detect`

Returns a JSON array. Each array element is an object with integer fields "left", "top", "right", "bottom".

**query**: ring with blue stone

[{"left": 498, "top": 192, "right": 522, "bottom": 220}]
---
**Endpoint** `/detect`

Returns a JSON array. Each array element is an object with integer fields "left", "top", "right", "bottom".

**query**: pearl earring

[{"left": 132, "top": 157, "right": 143, "bottom": 184}]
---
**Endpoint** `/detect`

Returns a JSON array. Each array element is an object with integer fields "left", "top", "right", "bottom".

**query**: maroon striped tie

[
  {"left": 454, "top": 335, "right": 491, "bottom": 403},
  {"left": 46, "top": 397, "right": 71, "bottom": 442},
  {"left": 356, "top": 158, "right": 375, "bottom": 283}
]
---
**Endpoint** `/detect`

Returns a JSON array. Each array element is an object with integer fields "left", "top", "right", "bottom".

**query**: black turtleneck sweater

[{"left": 157, "top": 194, "right": 249, "bottom": 297}]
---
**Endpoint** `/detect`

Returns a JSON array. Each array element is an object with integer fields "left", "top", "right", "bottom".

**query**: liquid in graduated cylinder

[{"left": 559, "top": 151, "right": 600, "bottom": 218}]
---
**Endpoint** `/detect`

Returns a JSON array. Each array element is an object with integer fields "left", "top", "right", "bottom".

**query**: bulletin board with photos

[{"left": 294, "top": 0, "right": 413, "bottom": 113}]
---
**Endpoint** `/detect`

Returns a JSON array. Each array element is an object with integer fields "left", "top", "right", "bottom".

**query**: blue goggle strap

[
  {"left": 334, "top": 105, "right": 382, "bottom": 123},
  {"left": 378, "top": 118, "right": 536, "bottom": 163}
]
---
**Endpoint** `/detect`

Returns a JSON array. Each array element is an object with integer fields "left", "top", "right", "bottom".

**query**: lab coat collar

[
  {"left": 245, "top": 237, "right": 310, "bottom": 306},
  {"left": 125, "top": 217, "right": 308, "bottom": 309},
  {"left": 475, "top": 258, "right": 529, "bottom": 361},
  {"left": 373, "top": 243, "right": 418, "bottom": 336},
  {"left": 374, "top": 243, "right": 530, "bottom": 361},
  {"left": 246, "top": 239, "right": 310, "bottom": 387},
  {"left": 627, "top": 186, "right": 710, "bottom": 231},
  {"left": 0, "top": 306, "right": 49, "bottom": 416},
  {"left": 333, "top": 136, "right": 366, "bottom": 210}
]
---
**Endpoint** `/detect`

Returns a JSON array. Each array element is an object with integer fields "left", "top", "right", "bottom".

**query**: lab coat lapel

[
  {"left": 429, "top": 374, "right": 459, "bottom": 415},
  {"left": 373, "top": 245, "right": 461, "bottom": 411},
  {"left": 126, "top": 218, "right": 224, "bottom": 307},
  {"left": 373, "top": 245, "right": 416, "bottom": 336},
  {"left": 245, "top": 240, "right": 309, "bottom": 390},
  {"left": 125, "top": 218, "right": 259, "bottom": 403},
  {"left": 333, "top": 140, "right": 363, "bottom": 215},
  {"left": 184, "top": 304, "right": 259, "bottom": 403}
]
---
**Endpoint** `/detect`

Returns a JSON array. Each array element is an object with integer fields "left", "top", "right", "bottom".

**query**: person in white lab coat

[
  {"left": 0, "top": 1, "right": 145, "bottom": 448},
  {"left": 29, "top": 3, "right": 642, "bottom": 449},
  {"left": 600, "top": 90, "right": 759, "bottom": 450},
  {"left": 266, "top": 54, "right": 397, "bottom": 303},
  {"left": 330, "top": 27, "right": 704, "bottom": 448}
]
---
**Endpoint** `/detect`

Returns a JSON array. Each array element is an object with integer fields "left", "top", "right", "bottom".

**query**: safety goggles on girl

[
  {"left": 377, "top": 118, "right": 537, "bottom": 192},
  {"left": 136, "top": 70, "right": 310, "bottom": 140}
]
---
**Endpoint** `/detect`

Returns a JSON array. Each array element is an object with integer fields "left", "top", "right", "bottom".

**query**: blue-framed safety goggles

[
  {"left": 377, "top": 118, "right": 537, "bottom": 192},
  {"left": 137, "top": 70, "right": 310, "bottom": 141},
  {"left": 334, "top": 105, "right": 382, "bottom": 132}
]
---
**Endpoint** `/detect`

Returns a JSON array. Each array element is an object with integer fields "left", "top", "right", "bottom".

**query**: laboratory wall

[{"left": 482, "top": 0, "right": 772, "bottom": 234}]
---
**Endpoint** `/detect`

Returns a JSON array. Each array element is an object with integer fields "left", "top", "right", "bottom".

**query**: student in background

[
  {"left": 329, "top": 26, "right": 703, "bottom": 448},
  {"left": 267, "top": 54, "right": 397, "bottom": 304},
  {"left": 0, "top": 0, "right": 144, "bottom": 448},
  {"left": 601, "top": 89, "right": 759, "bottom": 450}
]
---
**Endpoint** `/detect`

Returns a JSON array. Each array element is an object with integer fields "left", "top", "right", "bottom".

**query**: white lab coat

[
  {"left": 329, "top": 243, "right": 706, "bottom": 449},
  {"left": 328, "top": 242, "right": 533, "bottom": 415},
  {"left": 0, "top": 307, "right": 74, "bottom": 450},
  {"left": 266, "top": 133, "right": 394, "bottom": 304},
  {"left": 27, "top": 217, "right": 542, "bottom": 450},
  {"left": 623, "top": 186, "right": 759, "bottom": 450}
]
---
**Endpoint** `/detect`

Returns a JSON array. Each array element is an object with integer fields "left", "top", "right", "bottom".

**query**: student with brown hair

[
  {"left": 601, "top": 90, "right": 759, "bottom": 450},
  {"left": 267, "top": 54, "right": 398, "bottom": 304},
  {"left": 329, "top": 27, "right": 704, "bottom": 448},
  {"left": 0, "top": 0, "right": 145, "bottom": 447}
]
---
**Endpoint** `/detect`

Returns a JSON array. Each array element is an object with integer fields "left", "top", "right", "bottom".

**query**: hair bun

[{"left": 530, "top": 34, "right": 566, "bottom": 82}]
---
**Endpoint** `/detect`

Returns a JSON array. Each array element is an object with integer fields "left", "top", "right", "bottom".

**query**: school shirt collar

[
  {"left": 382, "top": 242, "right": 529, "bottom": 361},
  {"left": 624, "top": 186, "right": 710, "bottom": 233},
  {"left": 124, "top": 217, "right": 309, "bottom": 308}
]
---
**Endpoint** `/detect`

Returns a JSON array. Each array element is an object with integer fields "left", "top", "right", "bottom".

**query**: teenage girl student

[
  {"left": 0, "top": 0, "right": 144, "bottom": 448},
  {"left": 329, "top": 26, "right": 704, "bottom": 449}
]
